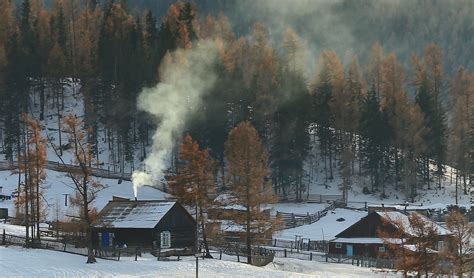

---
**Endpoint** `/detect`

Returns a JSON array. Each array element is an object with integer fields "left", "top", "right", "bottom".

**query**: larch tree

[
  {"left": 168, "top": 134, "right": 216, "bottom": 258},
  {"left": 16, "top": 114, "right": 48, "bottom": 244},
  {"left": 367, "top": 42, "right": 384, "bottom": 99},
  {"left": 444, "top": 210, "right": 474, "bottom": 277},
  {"left": 224, "top": 121, "right": 279, "bottom": 264},
  {"left": 50, "top": 114, "right": 105, "bottom": 263},
  {"left": 448, "top": 67, "right": 472, "bottom": 201},
  {"left": 379, "top": 213, "right": 441, "bottom": 277}
]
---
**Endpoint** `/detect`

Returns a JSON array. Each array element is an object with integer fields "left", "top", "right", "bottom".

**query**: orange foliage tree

[{"left": 168, "top": 134, "right": 216, "bottom": 257}]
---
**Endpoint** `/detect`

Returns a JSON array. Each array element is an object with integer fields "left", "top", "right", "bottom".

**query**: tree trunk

[
  {"left": 199, "top": 206, "right": 212, "bottom": 258},
  {"left": 83, "top": 177, "right": 96, "bottom": 264}
]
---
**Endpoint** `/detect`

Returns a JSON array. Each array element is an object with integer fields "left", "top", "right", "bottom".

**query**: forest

[{"left": 0, "top": 0, "right": 473, "bottom": 204}]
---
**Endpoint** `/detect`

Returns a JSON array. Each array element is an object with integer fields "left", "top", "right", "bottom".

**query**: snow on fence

[
  {"left": 276, "top": 202, "right": 335, "bottom": 229},
  {"left": 272, "top": 238, "right": 328, "bottom": 253},
  {"left": 1, "top": 232, "right": 90, "bottom": 257}
]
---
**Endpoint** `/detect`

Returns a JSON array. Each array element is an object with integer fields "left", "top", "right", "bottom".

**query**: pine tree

[
  {"left": 359, "top": 86, "right": 390, "bottom": 192},
  {"left": 168, "top": 135, "right": 216, "bottom": 258},
  {"left": 224, "top": 122, "right": 279, "bottom": 264}
]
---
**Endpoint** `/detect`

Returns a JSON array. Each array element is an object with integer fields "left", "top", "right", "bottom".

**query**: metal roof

[{"left": 93, "top": 199, "right": 176, "bottom": 229}]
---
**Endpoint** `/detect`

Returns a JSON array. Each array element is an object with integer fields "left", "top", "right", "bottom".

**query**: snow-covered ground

[
  {"left": 0, "top": 168, "right": 168, "bottom": 220},
  {"left": 0, "top": 246, "right": 399, "bottom": 277},
  {"left": 276, "top": 208, "right": 367, "bottom": 241}
]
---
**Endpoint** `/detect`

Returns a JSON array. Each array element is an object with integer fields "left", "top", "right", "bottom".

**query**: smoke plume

[{"left": 132, "top": 41, "right": 218, "bottom": 197}]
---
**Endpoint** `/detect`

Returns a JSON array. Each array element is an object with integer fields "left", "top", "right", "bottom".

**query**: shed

[{"left": 92, "top": 198, "right": 196, "bottom": 251}]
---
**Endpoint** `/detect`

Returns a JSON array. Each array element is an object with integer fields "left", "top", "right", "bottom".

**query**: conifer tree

[
  {"left": 51, "top": 114, "right": 105, "bottom": 263},
  {"left": 168, "top": 135, "right": 216, "bottom": 258},
  {"left": 444, "top": 211, "right": 474, "bottom": 276},
  {"left": 224, "top": 122, "right": 279, "bottom": 264}
]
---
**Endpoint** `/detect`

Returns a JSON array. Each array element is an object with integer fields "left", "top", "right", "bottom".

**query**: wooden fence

[
  {"left": 272, "top": 238, "right": 328, "bottom": 253},
  {"left": 0, "top": 160, "right": 132, "bottom": 181},
  {"left": 276, "top": 202, "right": 335, "bottom": 229}
]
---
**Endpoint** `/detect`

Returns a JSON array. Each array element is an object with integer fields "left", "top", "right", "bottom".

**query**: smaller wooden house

[
  {"left": 92, "top": 198, "right": 196, "bottom": 251},
  {"left": 328, "top": 210, "right": 451, "bottom": 258}
]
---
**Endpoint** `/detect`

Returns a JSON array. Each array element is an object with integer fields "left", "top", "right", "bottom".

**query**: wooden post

[
  {"left": 118, "top": 251, "right": 121, "bottom": 261},
  {"left": 273, "top": 238, "right": 276, "bottom": 247},
  {"left": 284, "top": 249, "right": 287, "bottom": 257},
  {"left": 2, "top": 229, "right": 5, "bottom": 245},
  {"left": 307, "top": 239, "right": 311, "bottom": 251},
  {"left": 219, "top": 250, "right": 222, "bottom": 260},
  {"left": 310, "top": 252, "right": 312, "bottom": 261},
  {"left": 135, "top": 247, "right": 138, "bottom": 261}
]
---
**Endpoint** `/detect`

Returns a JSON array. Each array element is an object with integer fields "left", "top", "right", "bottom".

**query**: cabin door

[
  {"left": 346, "top": 244, "right": 353, "bottom": 256},
  {"left": 101, "top": 232, "right": 110, "bottom": 247}
]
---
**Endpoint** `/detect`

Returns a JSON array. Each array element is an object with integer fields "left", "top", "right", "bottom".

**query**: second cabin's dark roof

[{"left": 93, "top": 199, "right": 176, "bottom": 229}]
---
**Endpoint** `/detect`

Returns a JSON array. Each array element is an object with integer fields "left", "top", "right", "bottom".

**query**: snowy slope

[
  {"left": 0, "top": 168, "right": 168, "bottom": 221},
  {"left": 0, "top": 246, "right": 399, "bottom": 277}
]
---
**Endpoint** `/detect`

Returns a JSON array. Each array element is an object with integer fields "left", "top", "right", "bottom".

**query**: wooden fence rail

[{"left": 276, "top": 202, "right": 336, "bottom": 229}]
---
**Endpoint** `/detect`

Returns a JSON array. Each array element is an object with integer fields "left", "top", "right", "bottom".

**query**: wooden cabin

[
  {"left": 92, "top": 198, "right": 196, "bottom": 251},
  {"left": 328, "top": 210, "right": 451, "bottom": 258}
]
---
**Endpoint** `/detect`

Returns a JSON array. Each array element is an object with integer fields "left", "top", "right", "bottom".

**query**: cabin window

[
  {"left": 335, "top": 243, "right": 342, "bottom": 248},
  {"left": 161, "top": 231, "right": 171, "bottom": 249},
  {"left": 378, "top": 246, "right": 386, "bottom": 253},
  {"left": 437, "top": 241, "right": 444, "bottom": 251}
]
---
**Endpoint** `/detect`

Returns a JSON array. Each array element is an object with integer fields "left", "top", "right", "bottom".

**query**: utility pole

[{"left": 195, "top": 196, "right": 198, "bottom": 278}]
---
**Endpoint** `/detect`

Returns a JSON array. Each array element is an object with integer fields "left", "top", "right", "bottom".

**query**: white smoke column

[{"left": 132, "top": 41, "right": 218, "bottom": 198}]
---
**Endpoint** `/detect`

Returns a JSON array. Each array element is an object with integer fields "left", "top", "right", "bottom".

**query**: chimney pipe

[{"left": 135, "top": 197, "right": 138, "bottom": 201}]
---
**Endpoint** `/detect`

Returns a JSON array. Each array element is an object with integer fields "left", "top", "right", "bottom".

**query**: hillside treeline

[{"left": 0, "top": 1, "right": 472, "bottom": 202}]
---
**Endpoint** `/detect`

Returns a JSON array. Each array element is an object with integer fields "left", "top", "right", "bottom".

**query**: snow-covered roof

[
  {"left": 376, "top": 211, "right": 451, "bottom": 236},
  {"left": 331, "top": 237, "right": 385, "bottom": 244},
  {"left": 93, "top": 199, "right": 176, "bottom": 229}
]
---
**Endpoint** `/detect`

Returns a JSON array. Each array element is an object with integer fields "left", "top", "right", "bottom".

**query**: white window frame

[
  {"left": 378, "top": 246, "right": 386, "bottom": 253},
  {"left": 335, "top": 243, "right": 342, "bottom": 249},
  {"left": 437, "top": 241, "right": 444, "bottom": 251},
  {"left": 160, "top": 231, "right": 171, "bottom": 249}
]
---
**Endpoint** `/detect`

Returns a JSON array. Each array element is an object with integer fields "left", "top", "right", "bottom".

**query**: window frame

[
  {"left": 335, "top": 243, "right": 342, "bottom": 249},
  {"left": 378, "top": 246, "right": 386, "bottom": 253},
  {"left": 160, "top": 231, "right": 171, "bottom": 249}
]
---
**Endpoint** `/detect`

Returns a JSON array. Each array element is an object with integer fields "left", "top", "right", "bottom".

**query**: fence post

[
  {"left": 274, "top": 238, "right": 276, "bottom": 247},
  {"left": 63, "top": 242, "right": 66, "bottom": 251},
  {"left": 290, "top": 242, "right": 293, "bottom": 253},
  {"left": 307, "top": 239, "right": 311, "bottom": 251},
  {"left": 118, "top": 251, "right": 121, "bottom": 261},
  {"left": 310, "top": 252, "right": 312, "bottom": 261},
  {"left": 2, "top": 229, "right": 5, "bottom": 245},
  {"left": 284, "top": 249, "right": 287, "bottom": 258},
  {"left": 135, "top": 247, "right": 138, "bottom": 261},
  {"left": 219, "top": 250, "right": 222, "bottom": 260}
]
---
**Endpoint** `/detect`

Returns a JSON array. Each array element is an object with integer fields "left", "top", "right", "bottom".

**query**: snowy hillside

[{"left": 0, "top": 168, "right": 167, "bottom": 221}]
